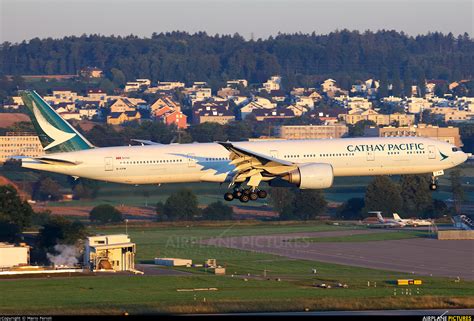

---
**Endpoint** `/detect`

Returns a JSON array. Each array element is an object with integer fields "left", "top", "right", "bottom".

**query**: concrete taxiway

[{"left": 202, "top": 229, "right": 474, "bottom": 279}]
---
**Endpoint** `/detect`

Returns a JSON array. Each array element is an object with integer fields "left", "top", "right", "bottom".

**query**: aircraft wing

[{"left": 218, "top": 141, "right": 297, "bottom": 188}]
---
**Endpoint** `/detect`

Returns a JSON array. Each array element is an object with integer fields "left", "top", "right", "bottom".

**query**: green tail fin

[{"left": 20, "top": 90, "right": 94, "bottom": 153}]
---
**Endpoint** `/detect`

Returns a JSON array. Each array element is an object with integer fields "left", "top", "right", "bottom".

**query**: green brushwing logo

[
  {"left": 21, "top": 90, "right": 93, "bottom": 153},
  {"left": 439, "top": 151, "right": 449, "bottom": 161}
]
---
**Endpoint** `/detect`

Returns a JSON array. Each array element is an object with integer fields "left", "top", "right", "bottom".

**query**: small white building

[
  {"left": 154, "top": 258, "right": 192, "bottom": 267},
  {"left": 0, "top": 243, "right": 30, "bottom": 268},
  {"left": 84, "top": 234, "right": 135, "bottom": 272}
]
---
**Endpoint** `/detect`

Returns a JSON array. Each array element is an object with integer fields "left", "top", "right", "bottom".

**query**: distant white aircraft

[
  {"left": 392, "top": 213, "right": 433, "bottom": 227},
  {"left": 368, "top": 211, "right": 406, "bottom": 228},
  {"left": 16, "top": 90, "right": 469, "bottom": 203}
]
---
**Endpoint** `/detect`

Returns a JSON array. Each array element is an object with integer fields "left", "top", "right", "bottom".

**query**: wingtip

[{"left": 217, "top": 141, "right": 233, "bottom": 148}]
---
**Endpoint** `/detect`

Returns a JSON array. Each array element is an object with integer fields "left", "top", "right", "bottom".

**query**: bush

[
  {"left": 32, "top": 177, "right": 63, "bottom": 201},
  {"left": 202, "top": 201, "right": 233, "bottom": 220},
  {"left": 162, "top": 189, "right": 200, "bottom": 221},
  {"left": 336, "top": 198, "right": 365, "bottom": 220},
  {"left": 89, "top": 204, "right": 123, "bottom": 224}
]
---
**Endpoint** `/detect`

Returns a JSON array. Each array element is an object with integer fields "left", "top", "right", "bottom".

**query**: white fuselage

[{"left": 22, "top": 137, "right": 467, "bottom": 185}]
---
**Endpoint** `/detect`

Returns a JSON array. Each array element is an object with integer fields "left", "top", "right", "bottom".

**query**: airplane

[
  {"left": 368, "top": 212, "right": 406, "bottom": 228},
  {"left": 392, "top": 213, "right": 433, "bottom": 227},
  {"left": 15, "top": 90, "right": 469, "bottom": 203}
]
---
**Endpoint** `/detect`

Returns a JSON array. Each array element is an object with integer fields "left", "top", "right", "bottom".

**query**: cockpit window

[{"left": 452, "top": 147, "right": 459, "bottom": 152}]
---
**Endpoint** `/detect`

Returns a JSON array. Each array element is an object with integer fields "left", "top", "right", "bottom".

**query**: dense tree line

[
  {"left": 1, "top": 31, "right": 472, "bottom": 91},
  {"left": 336, "top": 175, "right": 452, "bottom": 220}
]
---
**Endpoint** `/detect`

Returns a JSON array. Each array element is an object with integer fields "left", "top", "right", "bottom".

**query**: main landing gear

[{"left": 224, "top": 188, "right": 267, "bottom": 202}]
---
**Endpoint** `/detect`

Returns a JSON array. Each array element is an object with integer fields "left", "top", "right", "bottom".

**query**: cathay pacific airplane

[{"left": 17, "top": 90, "right": 469, "bottom": 203}]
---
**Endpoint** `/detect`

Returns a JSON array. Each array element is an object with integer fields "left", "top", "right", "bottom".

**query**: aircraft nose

[{"left": 463, "top": 152, "right": 471, "bottom": 163}]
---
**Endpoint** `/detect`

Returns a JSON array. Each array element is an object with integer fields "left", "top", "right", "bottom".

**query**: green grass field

[
  {"left": 0, "top": 223, "right": 472, "bottom": 314},
  {"left": 289, "top": 230, "right": 431, "bottom": 243}
]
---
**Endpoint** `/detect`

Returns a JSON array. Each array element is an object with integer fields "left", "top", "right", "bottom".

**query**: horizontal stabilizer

[
  {"left": 130, "top": 139, "right": 163, "bottom": 146},
  {"left": 30, "top": 157, "right": 80, "bottom": 166}
]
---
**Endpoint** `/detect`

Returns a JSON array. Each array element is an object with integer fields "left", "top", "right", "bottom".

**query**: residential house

[
  {"left": 294, "top": 96, "right": 315, "bottom": 109},
  {"left": 339, "top": 109, "right": 415, "bottom": 126},
  {"left": 227, "top": 79, "right": 248, "bottom": 88},
  {"left": 268, "top": 90, "right": 286, "bottom": 103},
  {"left": 109, "top": 98, "right": 137, "bottom": 113},
  {"left": 193, "top": 104, "right": 235, "bottom": 125},
  {"left": 287, "top": 104, "right": 309, "bottom": 117},
  {"left": 150, "top": 97, "right": 181, "bottom": 116},
  {"left": 80, "top": 67, "right": 103, "bottom": 78},
  {"left": 321, "top": 79, "right": 339, "bottom": 93},
  {"left": 251, "top": 108, "right": 295, "bottom": 122},
  {"left": 261, "top": 76, "right": 282, "bottom": 93},
  {"left": 240, "top": 97, "right": 276, "bottom": 119},
  {"left": 107, "top": 110, "right": 141, "bottom": 125},
  {"left": 217, "top": 87, "right": 240, "bottom": 99},
  {"left": 150, "top": 96, "right": 187, "bottom": 129},
  {"left": 407, "top": 97, "right": 431, "bottom": 114}
]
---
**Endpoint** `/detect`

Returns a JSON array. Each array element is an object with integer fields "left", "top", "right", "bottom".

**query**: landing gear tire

[
  {"left": 239, "top": 194, "right": 250, "bottom": 203},
  {"left": 233, "top": 190, "right": 243, "bottom": 198},
  {"left": 429, "top": 183, "right": 438, "bottom": 191},
  {"left": 242, "top": 189, "right": 251, "bottom": 196},
  {"left": 257, "top": 190, "right": 267, "bottom": 199},
  {"left": 224, "top": 192, "right": 234, "bottom": 201},
  {"left": 249, "top": 192, "right": 258, "bottom": 201}
]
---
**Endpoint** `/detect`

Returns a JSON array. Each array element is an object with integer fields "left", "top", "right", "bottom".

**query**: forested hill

[{"left": 0, "top": 30, "right": 473, "bottom": 89}]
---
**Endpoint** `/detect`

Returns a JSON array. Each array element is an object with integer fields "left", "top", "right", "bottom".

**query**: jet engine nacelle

[{"left": 282, "top": 163, "right": 334, "bottom": 189}]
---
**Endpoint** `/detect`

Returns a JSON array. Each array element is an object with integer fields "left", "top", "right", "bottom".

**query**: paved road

[
  {"left": 136, "top": 264, "right": 193, "bottom": 276},
  {"left": 202, "top": 229, "right": 474, "bottom": 279},
  {"left": 197, "top": 308, "right": 474, "bottom": 316}
]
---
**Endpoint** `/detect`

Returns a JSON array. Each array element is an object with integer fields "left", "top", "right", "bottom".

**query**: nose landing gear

[{"left": 429, "top": 176, "right": 438, "bottom": 191}]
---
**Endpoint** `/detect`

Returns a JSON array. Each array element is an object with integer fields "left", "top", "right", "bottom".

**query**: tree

[
  {"left": 336, "top": 197, "right": 365, "bottom": 220},
  {"left": 189, "top": 123, "right": 227, "bottom": 142},
  {"left": 399, "top": 175, "right": 432, "bottom": 215},
  {"left": 110, "top": 68, "right": 126, "bottom": 87},
  {"left": 32, "top": 177, "right": 63, "bottom": 201},
  {"left": 0, "top": 185, "right": 34, "bottom": 230},
  {"left": 450, "top": 168, "right": 465, "bottom": 213},
  {"left": 37, "top": 216, "right": 87, "bottom": 251},
  {"left": 202, "top": 201, "right": 234, "bottom": 220},
  {"left": 89, "top": 204, "right": 123, "bottom": 224},
  {"left": 348, "top": 120, "right": 376, "bottom": 137},
  {"left": 364, "top": 176, "right": 403, "bottom": 217},
  {"left": 163, "top": 189, "right": 200, "bottom": 221},
  {"left": 269, "top": 187, "right": 295, "bottom": 215},
  {"left": 70, "top": 178, "right": 100, "bottom": 200},
  {"left": 280, "top": 189, "right": 327, "bottom": 220},
  {"left": 423, "top": 199, "right": 450, "bottom": 219}
]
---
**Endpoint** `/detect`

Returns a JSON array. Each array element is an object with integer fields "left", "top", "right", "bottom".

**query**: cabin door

[
  {"left": 104, "top": 157, "right": 114, "bottom": 171},
  {"left": 187, "top": 153, "right": 196, "bottom": 167},
  {"left": 270, "top": 150, "right": 279, "bottom": 159},
  {"left": 428, "top": 145, "right": 436, "bottom": 159}
]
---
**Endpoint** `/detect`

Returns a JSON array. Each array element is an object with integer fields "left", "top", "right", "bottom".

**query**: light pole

[{"left": 125, "top": 219, "right": 129, "bottom": 235}]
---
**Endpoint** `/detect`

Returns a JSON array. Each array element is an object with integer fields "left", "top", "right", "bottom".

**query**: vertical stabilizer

[
  {"left": 393, "top": 213, "right": 402, "bottom": 221},
  {"left": 20, "top": 90, "right": 94, "bottom": 153},
  {"left": 376, "top": 212, "right": 384, "bottom": 223}
]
